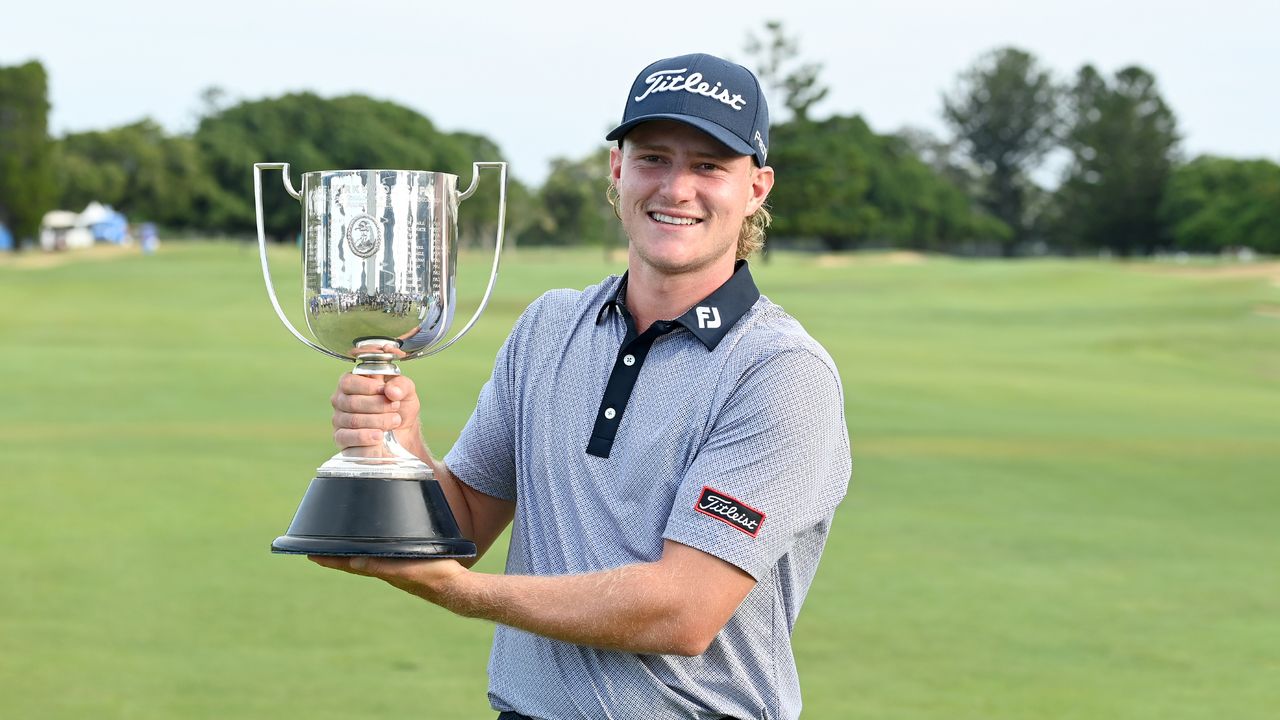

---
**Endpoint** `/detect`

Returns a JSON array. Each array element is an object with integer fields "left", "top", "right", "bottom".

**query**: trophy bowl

[{"left": 253, "top": 162, "right": 507, "bottom": 558}]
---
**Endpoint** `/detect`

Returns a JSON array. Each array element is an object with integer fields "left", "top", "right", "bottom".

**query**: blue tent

[
  {"left": 90, "top": 208, "right": 129, "bottom": 244},
  {"left": 0, "top": 222, "right": 13, "bottom": 251}
]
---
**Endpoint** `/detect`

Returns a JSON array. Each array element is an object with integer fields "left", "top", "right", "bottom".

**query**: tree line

[{"left": 1, "top": 26, "right": 1276, "bottom": 256}]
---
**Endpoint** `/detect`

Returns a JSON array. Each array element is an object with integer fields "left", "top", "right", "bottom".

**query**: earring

[{"left": 605, "top": 183, "right": 622, "bottom": 221}]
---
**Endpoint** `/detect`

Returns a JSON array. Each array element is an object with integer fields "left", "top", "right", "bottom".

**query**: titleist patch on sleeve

[{"left": 695, "top": 486, "right": 765, "bottom": 537}]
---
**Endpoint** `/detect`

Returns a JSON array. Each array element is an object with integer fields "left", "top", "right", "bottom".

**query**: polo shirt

[{"left": 444, "top": 262, "right": 851, "bottom": 720}]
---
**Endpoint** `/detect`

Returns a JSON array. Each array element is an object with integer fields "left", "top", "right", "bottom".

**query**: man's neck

[{"left": 623, "top": 256, "right": 736, "bottom": 334}]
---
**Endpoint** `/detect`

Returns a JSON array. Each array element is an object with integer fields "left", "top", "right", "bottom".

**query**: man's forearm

[
  {"left": 317, "top": 541, "right": 754, "bottom": 657},
  {"left": 384, "top": 560, "right": 716, "bottom": 657}
]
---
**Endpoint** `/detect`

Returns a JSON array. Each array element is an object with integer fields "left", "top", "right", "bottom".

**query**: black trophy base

[{"left": 271, "top": 475, "right": 477, "bottom": 559}]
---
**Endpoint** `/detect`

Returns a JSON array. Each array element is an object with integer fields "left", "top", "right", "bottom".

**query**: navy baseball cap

[{"left": 606, "top": 53, "right": 770, "bottom": 167}]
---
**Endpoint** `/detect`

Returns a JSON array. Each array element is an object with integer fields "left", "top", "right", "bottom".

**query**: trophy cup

[{"left": 253, "top": 162, "right": 506, "bottom": 558}]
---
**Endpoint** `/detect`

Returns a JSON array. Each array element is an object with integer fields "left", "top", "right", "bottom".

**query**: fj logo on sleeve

[
  {"left": 695, "top": 306, "right": 721, "bottom": 329},
  {"left": 696, "top": 486, "right": 765, "bottom": 537}
]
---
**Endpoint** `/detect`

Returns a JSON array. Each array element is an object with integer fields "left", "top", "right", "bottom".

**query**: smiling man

[{"left": 318, "top": 53, "right": 851, "bottom": 720}]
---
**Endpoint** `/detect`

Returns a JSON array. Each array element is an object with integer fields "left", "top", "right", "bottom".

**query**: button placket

[{"left": 586, "top": 325, "right": 673, "bottom": 458}]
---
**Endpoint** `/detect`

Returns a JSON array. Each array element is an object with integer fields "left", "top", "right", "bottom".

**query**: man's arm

[
  {"left": 331, "top": 372, "right": 514, "bottom": 565},
  {"left": 328, "top": 366, "right": 766, "bottom": 655},
  {"left": 429, "top": 460, "right": 514, "bottom": 565},
  {"left": 311, "top": 539, "right": 756, "bottom": 657}
]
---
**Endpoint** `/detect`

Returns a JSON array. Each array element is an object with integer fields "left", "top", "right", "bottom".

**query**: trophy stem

[
  {"left": 352, "top": 350, "right": 400, "bottom": 377},
  {"left": 312, "top": 344, "right": 435, "bottom": 480}
]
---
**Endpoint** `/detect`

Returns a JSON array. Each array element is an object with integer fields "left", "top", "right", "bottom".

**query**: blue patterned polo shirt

[{"left": 444, "top": 262, "right": 851, "bottom": 720}]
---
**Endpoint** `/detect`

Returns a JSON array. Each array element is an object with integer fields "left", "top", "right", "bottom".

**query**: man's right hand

[
  {"left": 327, "top": 371, "right": 517, "bottom": 565},
  {"left": 330, "top": 373, "right": 429, "bottom": 462}
]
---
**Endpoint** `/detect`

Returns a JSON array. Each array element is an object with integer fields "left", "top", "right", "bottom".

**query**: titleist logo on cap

[
  {"left": 606, "top": 53, "right": 770, "bottom": 167},
  {"left": 635, "top": 68, "right": 748, "bottom": 111}
]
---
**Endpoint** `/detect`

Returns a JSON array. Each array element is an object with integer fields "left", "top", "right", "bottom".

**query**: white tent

[
  {"left": 40, "top": 209, "right": 94, "bottom": 251},
  {"left": 79, "top": 201, "right": 113, "bottom": 226}
]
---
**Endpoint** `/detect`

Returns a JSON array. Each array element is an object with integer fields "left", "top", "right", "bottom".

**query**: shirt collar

[{"left": 595, "top": 260, "right": 760, "bottom": 351}]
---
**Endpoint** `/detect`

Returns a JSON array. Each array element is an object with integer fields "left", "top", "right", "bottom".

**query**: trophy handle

[
  {"left": 253, "top": 162, "right": 350, "bottom": 362},
  {"left": 407, "top": 161, "right": 507, "bottom": 360}
]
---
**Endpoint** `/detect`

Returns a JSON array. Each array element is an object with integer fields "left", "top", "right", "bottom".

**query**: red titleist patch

[{"left": 695, "top": 486, "right": 765, "bottom": 537}]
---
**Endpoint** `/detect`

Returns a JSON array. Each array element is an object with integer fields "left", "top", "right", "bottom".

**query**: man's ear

[
  {"left": 609, "top": 146, "right": 624, "bottom": 183},
  {"left": 747, "top": 165, "right": 775, "bottom": 215}
]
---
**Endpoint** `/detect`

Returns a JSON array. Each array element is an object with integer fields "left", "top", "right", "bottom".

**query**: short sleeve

[
  {"left": 442, "top": 304, "right": 532, "bottom": 502},
  {"left": 662, "top": 349, "right": 851, "bottom": 580}
]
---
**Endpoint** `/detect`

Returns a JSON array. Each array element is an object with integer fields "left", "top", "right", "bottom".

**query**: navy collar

[{"left": 595, "top": 260, "right": 760, "bottom": 351}]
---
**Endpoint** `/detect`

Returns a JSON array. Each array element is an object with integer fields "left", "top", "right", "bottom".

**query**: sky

[{"left": 3, "top": 0, "right": 1276, "bottom": 186}]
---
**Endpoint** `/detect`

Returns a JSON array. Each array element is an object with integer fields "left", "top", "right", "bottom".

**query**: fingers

[
  {"left": 331, "top": 409, "right": 401, "bottom": 432},
  {"left": 331, "top": 372, "right": 423, "bottom": 452},
  {"left": 332, "top": 374, "right": 418, "bottom": 410},
  {"left": 309, "top": 555, "right": 380, "bottom": 575},
  {"left": 382, "top": 375, "right": 417, "bottom": 403},
  {"left": 307, "top": 555, "right": 465, "bottom": 592},
  {"left": 308, "top": 555, "right": 350, "bottom": 571},
  {"left": 331, "top": 393, "right": 396, "bottom": 415},
  {"left": 336, "top": 372, "right": 417, "bottom": 397},
  {"left": 334, "top": 375, "right": 393, "bottom": 410},
  {"left": 334, "top": 427, "right": 391, "bottom": 449},
  {"left": 307, "top": 555, "right": 421, "bottom": 581}
]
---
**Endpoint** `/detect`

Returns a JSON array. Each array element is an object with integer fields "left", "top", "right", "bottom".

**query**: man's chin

[{"left": 630, "top": 246, "right": 729, "bottom": 277}]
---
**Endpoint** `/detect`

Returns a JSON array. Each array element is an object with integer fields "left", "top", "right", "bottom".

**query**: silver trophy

[{"left": 253, "top": 162, "right": 506, "bottom": 558}]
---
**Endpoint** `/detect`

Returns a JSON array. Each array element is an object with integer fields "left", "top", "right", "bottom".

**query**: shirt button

[
  {"left": 622, "top": 354, "right": 636, "bottom": 366},
  {"left": 604, "top": 407, "right": 617, "bottom": 420}
]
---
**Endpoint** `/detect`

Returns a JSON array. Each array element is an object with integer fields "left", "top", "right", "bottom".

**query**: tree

[
  {"left": 768, "top": 114, "right": 1009, "bottom": 251},
  {"left": 520, "top": 147, "right": 619, "bottom": 253},
  {"left": 0, "top": 61, "right": 56, "bottom": 245},
  {"left": 943, "top": 47, "right": 1062, "bottom": 254},
  {"left": 743, "top": 20, "right": 829, "bottom": 122},
  {"left": 898, "top": 126, "right": 983, "bottom": 197},
  {"left": 767, "top": 115, "right": 876, "bottom": 249},
  {"left": 53, "top": 120, "right": 228, "bottom": 228},
  {"left": 1160, "top": 155, "right": 1280, "bottom": 254},
  {"left": 1051, "top": 65, "right": 1179, "bottom": 255},
  {"left": 194, "top": 93, "right": 523, "bottom": 241},
  {"left": 447, "top": 130, "right": 537, "bottom": 249},
  {"left": 871, "top": 131, "right": 1011, "bottom": 252}
]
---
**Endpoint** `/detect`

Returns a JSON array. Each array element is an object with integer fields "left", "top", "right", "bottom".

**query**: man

[{"left": 315, "top": 52, "right": 851, "bottom": 719}]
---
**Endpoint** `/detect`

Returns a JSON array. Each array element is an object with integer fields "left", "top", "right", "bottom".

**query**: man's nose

[{"left": 660, "top": 167, "right": 697, "bottom": 202}]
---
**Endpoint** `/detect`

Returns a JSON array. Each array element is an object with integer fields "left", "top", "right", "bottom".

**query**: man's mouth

[{"left": 649, "top": 212, "right": 701, "bottom": 226}]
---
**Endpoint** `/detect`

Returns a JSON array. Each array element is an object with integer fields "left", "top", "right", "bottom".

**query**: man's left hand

[{"left": 308, "top": 555, "right": 468, "bottom": 606}]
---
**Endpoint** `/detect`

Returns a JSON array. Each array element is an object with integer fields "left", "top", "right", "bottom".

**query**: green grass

[{"left": 1, "top": 243, "right": 1277, "bottom": 719}]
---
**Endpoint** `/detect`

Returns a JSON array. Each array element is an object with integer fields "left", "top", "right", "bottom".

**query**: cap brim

[{"left": 606, "top": 114, "right": 757, "bottom": 160}]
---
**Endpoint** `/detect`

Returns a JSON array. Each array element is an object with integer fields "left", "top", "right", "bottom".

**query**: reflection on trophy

[{"left": 253, "top": 162, "right": 507, "bottom": 558}]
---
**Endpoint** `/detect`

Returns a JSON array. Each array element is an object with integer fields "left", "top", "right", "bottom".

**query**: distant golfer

[{"left": 318, "top": 52, "right": 851, "bottom": 720}]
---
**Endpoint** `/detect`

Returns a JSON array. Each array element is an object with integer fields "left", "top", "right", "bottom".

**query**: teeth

[{"left": 650, "top": 212, "right": 699, "bottom": 226}]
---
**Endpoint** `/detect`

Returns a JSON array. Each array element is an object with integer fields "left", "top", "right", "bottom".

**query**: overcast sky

[{"left": 3, "top": 0, "right": 1276, "bottom": 185}]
